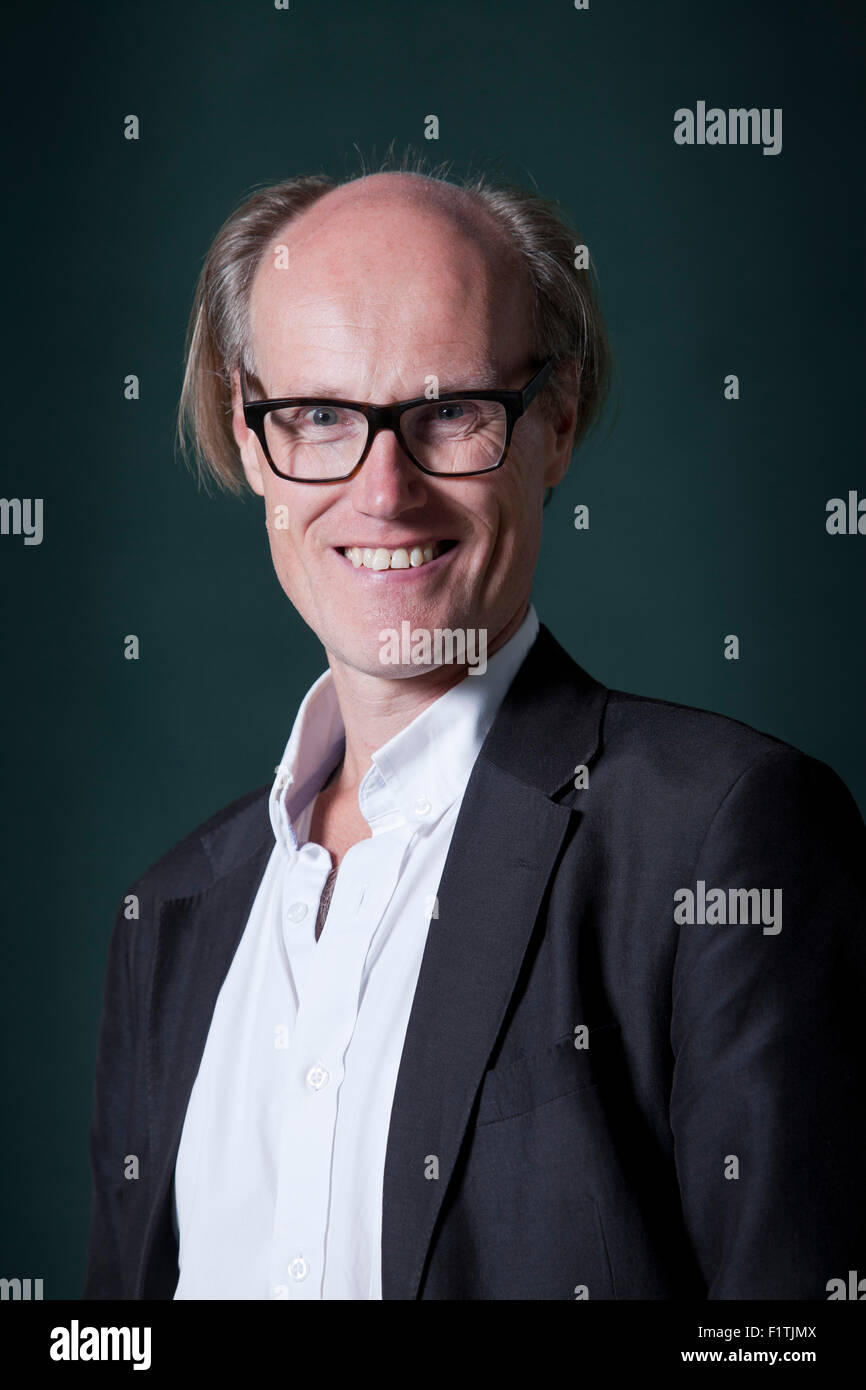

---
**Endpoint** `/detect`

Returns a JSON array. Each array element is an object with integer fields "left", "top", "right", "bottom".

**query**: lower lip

[{"left": 332, "top": 545, "right": 459, "bottom": 582}]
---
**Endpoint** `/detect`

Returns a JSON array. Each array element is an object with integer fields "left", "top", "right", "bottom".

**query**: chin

[{"left": 341, "top": 651, "right": 416, "bottom": 680}]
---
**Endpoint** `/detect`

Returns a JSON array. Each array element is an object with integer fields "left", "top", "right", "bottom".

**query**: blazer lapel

[
  {"left": 382, "top": 624, "right": 609, "bottom": 1298},
  {"left": 136, "top": 799, "right": 273, "bottom": 1297},
  {"left": 381, "top": 764, "right": 574, "bottom": 1299}
]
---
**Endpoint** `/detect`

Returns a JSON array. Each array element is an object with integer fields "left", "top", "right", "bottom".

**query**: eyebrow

[{"left": 250, "top": 368, "right": 503, "bottom": 400}]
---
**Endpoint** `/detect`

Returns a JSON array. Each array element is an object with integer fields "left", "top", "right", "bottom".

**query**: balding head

[
  {"left": 247, "top": 170, "right": 534, "bottom": 405},
  {"left": 283, "top": 169, "right": 527, "bottom": 267}
]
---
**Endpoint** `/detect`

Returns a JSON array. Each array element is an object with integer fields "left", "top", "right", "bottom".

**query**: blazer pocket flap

[{"left": 476, "top": 1022, "right": 624, "bottom": 1125}]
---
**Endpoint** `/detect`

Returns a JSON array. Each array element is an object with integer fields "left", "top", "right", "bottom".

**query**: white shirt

[{"left": 172, "top": 604, "right": 540, "bottom": 1300}]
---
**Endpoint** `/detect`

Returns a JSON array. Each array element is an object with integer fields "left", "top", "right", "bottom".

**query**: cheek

[
  {"left": 260, "top": 491, "right": 304, "bottom": 583},
  {"left": 509, "top": 441, "right": 547, "bottom": 522},
  {"left": 497, "top": 466, "right": 542, "bottom": 539},
  {"left": 489, "top": 488, "right": 543, "bottom": 576}
]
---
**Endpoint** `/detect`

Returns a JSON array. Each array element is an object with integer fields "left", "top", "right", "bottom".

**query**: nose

[{"left": 349, "top": 423, "right": 429, "bottom": 516}]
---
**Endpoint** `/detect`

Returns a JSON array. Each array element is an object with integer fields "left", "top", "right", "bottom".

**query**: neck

[{"left": 324, "top": 603, "right": 529, "bottom": 793}]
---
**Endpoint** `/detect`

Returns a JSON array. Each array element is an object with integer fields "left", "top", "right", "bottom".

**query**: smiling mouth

[{"left": 339, "top": 540, "right": 458, "bottom": 570}]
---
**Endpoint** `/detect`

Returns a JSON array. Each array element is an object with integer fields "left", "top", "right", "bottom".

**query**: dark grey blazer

[{"left": 84, "top": 623, "right": 866, "bottom": 1299}]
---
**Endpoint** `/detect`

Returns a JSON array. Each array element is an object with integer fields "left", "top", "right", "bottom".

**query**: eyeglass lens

[{"left": 262, "top": 398, "right": 508, "bottom": 478}]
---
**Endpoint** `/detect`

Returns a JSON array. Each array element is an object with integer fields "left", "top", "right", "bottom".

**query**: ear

[{"left": 230, "top": 367, "right": 267, "bottom": 497}]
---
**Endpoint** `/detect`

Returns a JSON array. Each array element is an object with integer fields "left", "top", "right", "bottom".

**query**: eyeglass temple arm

[{"left": 521, "top": 358, "right": 555, "bottom": 409}]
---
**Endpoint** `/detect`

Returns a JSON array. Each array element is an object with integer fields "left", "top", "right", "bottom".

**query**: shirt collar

[{"left": 270, "top": 604, "right": 540, "bottom": 853}]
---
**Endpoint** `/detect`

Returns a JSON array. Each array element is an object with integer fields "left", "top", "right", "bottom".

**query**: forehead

[{"left": 247, "top": 187, "right": 531, "bottom": 385}]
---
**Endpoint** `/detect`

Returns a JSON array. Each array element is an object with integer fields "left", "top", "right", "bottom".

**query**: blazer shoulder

[
  {"left": 122, "top": 782, "right": 272, "bottom": 905},
  {"left": 594, "top": 688, "right": 866, "bottom": 851},
  {"left": 605, "top": 686, "right": 793, "bottom": 760},
  {"left": 519, "top": 625, "right": 837, "bottom": 803},
  {"left": 602, "top": 685, "right": 849, "bottom": 799}
]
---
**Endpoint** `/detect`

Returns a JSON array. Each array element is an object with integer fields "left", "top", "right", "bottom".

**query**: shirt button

[
  {"left": 288, "top": 1256, "right": 309, "bottom": 1281},
  {"left": 286, "top": 902, "right": 308, "bottom": 923},
  {"left": 306, "top": 1064, "right": 329, "bottom": 1090},
  {"left": 413, "top": 796, "right": 432, "bottom": 817}
]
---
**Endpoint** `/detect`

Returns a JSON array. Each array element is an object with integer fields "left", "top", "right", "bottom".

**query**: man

[{"left": 84, "top": 166, "right": 866, "bottom": 1300}]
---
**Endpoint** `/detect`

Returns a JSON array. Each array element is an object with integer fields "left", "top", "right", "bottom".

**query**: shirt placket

[{"left": 269, "top": 826, "right": 410, "bottom": 1299}]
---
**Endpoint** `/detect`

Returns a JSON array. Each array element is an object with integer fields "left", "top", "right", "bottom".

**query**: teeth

[{"left": 342, "top": 542, "right": 448, "bottom": 569}]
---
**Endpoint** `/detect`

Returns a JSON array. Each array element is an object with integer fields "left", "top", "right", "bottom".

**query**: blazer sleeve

[
  {"left": 669, "top": 747, "right": 866, "bottom": 1298},
  {"left": 83, "top": 889, "right": 138, "bottom": 1298}
]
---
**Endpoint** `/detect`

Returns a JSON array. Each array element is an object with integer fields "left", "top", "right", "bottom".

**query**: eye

[
  {"left": 307, "top": 406, "right": 340, "bottom": 427},
  {"left": 436, "top": 403, "right": 465, "bottom": 421}
]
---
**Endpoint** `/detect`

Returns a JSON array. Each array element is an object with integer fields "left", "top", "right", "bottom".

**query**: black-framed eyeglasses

[{"left": 240, "top": 358, "right": 554, "bottom": 483}]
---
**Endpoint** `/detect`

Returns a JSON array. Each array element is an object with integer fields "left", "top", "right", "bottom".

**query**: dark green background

[{"left": 1, "top": 0, "right": 862, "bottom": 1299}]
